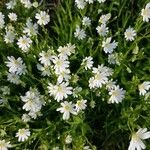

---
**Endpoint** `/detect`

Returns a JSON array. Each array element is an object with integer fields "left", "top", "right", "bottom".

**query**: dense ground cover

[{"left": 0, "top": 0, "right": 150, "bottom": 150}]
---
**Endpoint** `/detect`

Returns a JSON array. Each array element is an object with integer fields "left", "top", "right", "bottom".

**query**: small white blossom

[
  {"left": 53, "top": 56, "right": 70, "bottom": 74},
  {"left": 35, "top": 11, "right": 50, "bottom": 26},
  {"left": 108, "top": 85, "right": 125, "bottom": 104},
  {"left": 57, "top": 101, "right": 77, "bottom": 120},
  {"left": 99, "top": 13, "right": 111, "bottom": 24},
  {"left": 6, "top": 0, "right": 16, "bottom": 9},
  {"left": 128, "top": 128, "right": 150, "bottom": 150},
  {"left": 4, "top": 30, "right": 15, "bottom": 44},
  {"left": 20, "top": 0, "right": 32, "bottom": 8},
  {"left": 84, "top": 146, "right": 91, "bottom": 150},
  {"left": 89, "top": 65, "right": 113, "bottom": 89},
  {"left": 138, "top": 81, "right": 150, "bottom": 96},
  {"left": 57, "top": 43, "right": 76, "bottom": 59},
  {"left": 82, "top": 16, "right": 91, "bottom": 26},
  {"left": 0, "top": 12, "right": 5, "bottom": 29},
  {"left": 21, "top": 88, "right": 45, "bottom": 118},
  {"left": 17, "top": 35, "right": 32, "bottom": 52},
  {"left": 108, "top": 53, "right": 120, "bottom": 65},
  {"left": 97, "top": 0, "right": 106, "bottom": 3},
  {"left": 48, "top": 82, "right": 72, "bottom": 102},
  {"left": 7, "top": 73, "right": 21, "bottom": 84},
  {"left": 5, "top": 56, "right": 27, "bottom": 75},
  {"left": 75, "top": 99, "right": 87, "bottom": 112},
  {"left": 72, "top": 87, "right": 82, "bottom": 98},
  {"left": 74, "top": 26, "right": 86, "bottom": 40},
  {"left": 124, "top": 27, "right": 136, "bottom": 41},
  {"left": 96, "top": 24, "right": 108, "bottom": 36},
  {"left": 16, "top": 128, "right": 30, "bottom": 142},
  {"left": 52, "top": 147, "right": 60, "bottom": 150},
  {"left": 0, "top": 86, "right": 10, "bottom": 95},
  {"left": 56, "top": 69, "right": 71, "bottom": 84},
  {"left": 22, "top": 114, "right": 31, "bottom": 122},
  {"left": 0, "top": 140, "right": 11, "bottom": 150},
  {"left": 92, "top": 64, "right": 113, "bottom": 76},
  {"left": 75, "top": 0, "right": 87, "bottom": 9},
  {"left": 102, "top": 37, "right": 118, "bottom": 54},
  {"left": 65, "top": 135, "right": 72, "bottom": 144},
  {"left": 82, "top": 56, "right": 94, "bottom": 70},
  {"left": 8, "top": 12, "right": 17, "bottom": 21},
  {"left": 85, "top": 0, "right": 94, "bottom": 3},
  {"left": 37, "top": 64, "right": 51, "bottom": 76},
  {"left": 39, "top": 50, "right": 53, "bottom": 66},
  {"left": 23, "top": 18, "right": 38, "bottom": 36},
  {"left": 141, "top": 3, "right": 150, "bottom": 22},
  {"left": 106, "top": 79, "right": 116, "bottom": 90},
  {"left": 32, "top": 2, "right": 39, "bottom": 8}
]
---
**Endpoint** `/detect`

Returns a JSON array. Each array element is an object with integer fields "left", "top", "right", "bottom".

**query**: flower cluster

[{"left": 0, "top": 0, "right": 150, "bottom": 150}]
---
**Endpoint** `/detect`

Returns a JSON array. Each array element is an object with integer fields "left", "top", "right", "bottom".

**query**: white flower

[
  {"left": 75, "top": 0, "right": 87, "bottom": 9},
  {"left": 82, "top": 56, "right": 94, "bottom": 70},
  {"left": 17, "top": 35, "right": 32, "bottom": 52},
  {"left": 84, "top": 146, "right": 91, "bottom": 150},
  {"left": 89, "top": 77, "right": 96, "bottom": 89},
  {"left": 35, "top": 11, "right": 50, "bottom": 26},
  {"left": 57, "top": 43, "right": 76, "bottom": 59},
  {"left": 7, "top": 73, "right": 21, "bottom": 84},
  {"left": 138, "top": 81, "right": 150, "bottom": 96},
  {"left": 99, "top": 13, "right": 111, "bottom": 24},
  {"left": 16, "top": 128, "right": 30, "bottom": 142},
  {"left": 37, "top": 64, "right": 51, "bottom": 76},
  {"left": 21, "top": 88, "right": 44, "bottom": 115},
  {"left": 52, "top": 147, "right": 60, "bottom": 150},
  {"left": 22, "top": 114, "right": 31, "bottom": 122},
  {"left": 56, "top": 69, "right": 71, "bottom": 84},
  {"left": 89, "top": 73, "right": 108, "bottom": 89},
  {"left": 39, "top": 50, "right": 53, "bottom": 66},
  {"left": 0, "top": 12, "right": 5, "bottom": 29},
  {"left": 53, "top": 56, "right": 70, "bottom": 74},
  {"left": 108, "top": 85, "right": 125, "bottom": 104},
  {"left": 23, "top": 18, "right": 38, "bottom": 36},
  {"left": 8, "top": 12, "right": 17, "bottom": 21},
  {"left": 141, "top": 3, "right": 150, "bottom": 22},
  {"left": 20, "top": 0, "right": 32, "bottom": 8},
  {"left": 6, "top": 0, "right": 16, "bottom": 9},
  {"left": 0, "top": 86, "right": 10, "bottom": 95},
  {"left": 48, "top": 82, "right": 72, "bottom": 102},
  {"left": 85, "top": 0, "right": 94, "bottom": 4},
  {"left": 97, "top": 0, "right": 106, "bottom": 3},
  {"left": 72, "top": 87, "right": 82, "bottom": 98},
  {"left": 4, "top": 30, "right": 15, "bottom": 44},
  {"left": 90, "top": 100, "right": 96, "bottom": 108},
  {"left": 102, "top": 37, "right": 118, "bottom": 54},
  {"left": 0, "top": 140, "right": 11, "bottom": 150},
  {"left": 5, "top": 56, "right": 27, "bottom": 75},
  {"left": 75, "top": 99, "right": 87, "bottom": 112},
  {"left": 92, "top": 64, "right": 113, "bottom": 76},
  {"left": 82, "top": 16, "right": 91, "bottom": 26},
  {"left": 28, "top": 111, "right": 42, "bottom": 119},
  {"left": 57, "top": 101, "right": 77, "bottom": 120},
  {"left": 96, "top": 24, "right": 108, "bottom": 36},
  {"left": 89, "top": 65, "right": 113, "bottom": 89},
  {"left": 108, "top": 53, "right": 120, "bottom": 65},
  {"left": 32, "top": 2, "right": 39, "bottom": 8},
  {"left": 65, "top": 135, "right": 72, "bottom": 144},
  {"left": 106, "top": 79, "right": 116, "bottom": 90},
  {"left": 74, "top": 26, "right": 86, "bottom": 40},
  {"left": 124, "top": 27, "right": 136, "bottom": 41},
  {"left": 128, "top": 128, "right": 150, "bottom": 150}
]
